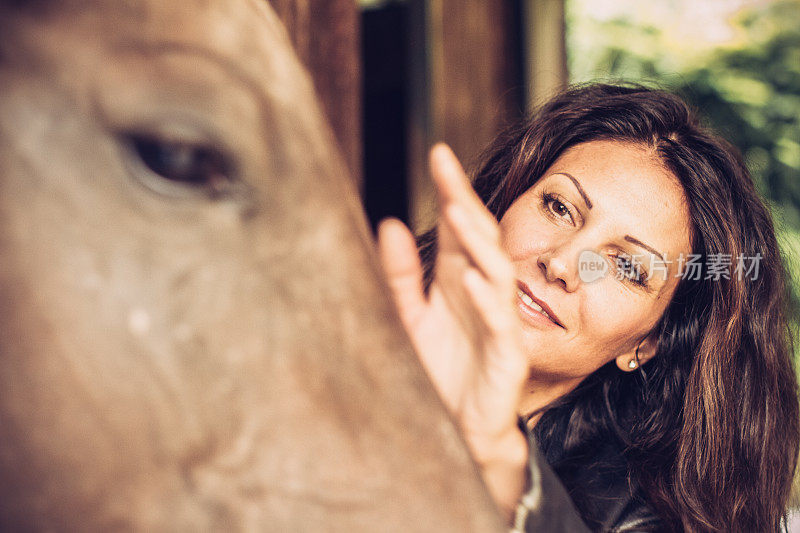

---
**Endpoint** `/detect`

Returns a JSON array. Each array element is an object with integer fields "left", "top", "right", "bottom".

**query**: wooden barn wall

[
  {"left": 267, "top": 0, "right": 566, "bottom": 232},
  {"left": 410, "top": 0, "right": 525, "bottom": 230}
]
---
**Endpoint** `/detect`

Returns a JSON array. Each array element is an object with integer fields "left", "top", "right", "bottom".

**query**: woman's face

[{"left": 499, "top": 140, "right": 692, "bottom": 389}]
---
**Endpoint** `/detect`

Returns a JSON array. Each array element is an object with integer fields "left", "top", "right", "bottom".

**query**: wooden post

[
  {"left": 408, "top": 0, "right": 523, "bottom": 231},
  {"left": 523, "top": 0, "right": 568, "bottom": 110},
  {"left": 268, "top": 0, "right": 362, "bottom": 188}
]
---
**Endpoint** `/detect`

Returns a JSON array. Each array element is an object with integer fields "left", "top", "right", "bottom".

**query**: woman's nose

[{"left": 537, "top": 249, "right": 580, "bottom": 292}]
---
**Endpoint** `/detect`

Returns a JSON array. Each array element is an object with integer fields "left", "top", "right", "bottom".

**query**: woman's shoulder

[{"left": 520, "top": 430, "right": 664, "bottom": 533}]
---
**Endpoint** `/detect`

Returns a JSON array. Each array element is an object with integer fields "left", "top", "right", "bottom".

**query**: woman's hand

[{"left": 377, "top": 144, "right": 529, "bottom": 521}]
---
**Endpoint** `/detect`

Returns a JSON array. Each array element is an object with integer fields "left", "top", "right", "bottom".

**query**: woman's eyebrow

[
  {"left": 555, "top": 172, "right": 593, "bottom": 209},
  {"left": 624, "top": 235, "right": 666, "bottom": 262},
  {"left": 553, "top": 172, "right": 666, "bottom": 262}
]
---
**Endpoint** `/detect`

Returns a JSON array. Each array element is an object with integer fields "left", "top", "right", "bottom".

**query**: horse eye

[{"left": 126, "top": 134, "right": 235, "bottom": 196}]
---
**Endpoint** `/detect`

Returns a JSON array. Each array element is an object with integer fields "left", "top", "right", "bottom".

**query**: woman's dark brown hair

[{"left": 417, "top": 83, "right": 799, "bottom": 531}]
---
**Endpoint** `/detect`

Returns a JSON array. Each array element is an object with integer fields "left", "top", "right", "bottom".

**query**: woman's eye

[
  {"left": 543, "top": 193, "right": 575, "bottom": 224},
  {"left": 552, "top": 201, "right": 569, "bottom": 216},
  {"left": 125, "top": 133, "right": 236, "bottom": 197}
]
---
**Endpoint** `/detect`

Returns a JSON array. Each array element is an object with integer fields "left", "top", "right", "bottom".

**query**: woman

[{"left": 378, "top": 84, "right": 800, "bottom": 531}]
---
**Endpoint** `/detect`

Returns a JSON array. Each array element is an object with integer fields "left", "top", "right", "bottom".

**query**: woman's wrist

[{"left": 465, "top": 427, "right": 529, "bottom": 523}]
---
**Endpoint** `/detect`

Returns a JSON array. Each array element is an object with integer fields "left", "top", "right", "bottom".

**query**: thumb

[{"left": 377, "top": 218, "right": 427, "bottom": 328}]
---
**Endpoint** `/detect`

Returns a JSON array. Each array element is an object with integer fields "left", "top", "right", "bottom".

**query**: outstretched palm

[{"left": 378, "top": 144, "right": 529, "bottom": 520}]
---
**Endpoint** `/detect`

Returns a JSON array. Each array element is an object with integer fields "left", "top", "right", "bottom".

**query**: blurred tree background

[{"left": 566, "top": 0, "right": 800, "bottom": 359}]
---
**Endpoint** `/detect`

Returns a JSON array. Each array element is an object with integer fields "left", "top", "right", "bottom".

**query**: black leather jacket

[{"left": 517, "top": 429, "right": 664, "bottom": 532}]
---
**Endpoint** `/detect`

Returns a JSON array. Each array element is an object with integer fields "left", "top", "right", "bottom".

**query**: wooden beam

[
  {"left": 268, "top": 0, "right": 363, "bottom": 188},
  {"left": 523, "top": 0, "right": 568, "bottom": 110},
  {"left": 409, "top": 0, "right": 522, "bottom": 231}
]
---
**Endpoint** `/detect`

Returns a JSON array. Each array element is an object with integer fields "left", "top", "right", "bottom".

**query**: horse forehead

[
  {"left": 118, "top": 1, "right": 286, "bottom": 54},
  {"left": 24, "top": 0, "right": 273, "bottom": 27},
  {"left": 14, "top": 0, "right": 289, "bottom": 67},
  {"left": 22, "top": 1, "right": 304, "bottom": 113}
]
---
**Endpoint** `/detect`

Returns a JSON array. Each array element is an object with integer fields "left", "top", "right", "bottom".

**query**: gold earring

[{"left": 628, "top": 359, "right": 638, "bottom": 370}]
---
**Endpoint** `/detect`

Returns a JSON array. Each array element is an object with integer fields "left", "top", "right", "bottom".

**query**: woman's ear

[{"left": 615, "top": 333, "right": 658, "bottom": 372}]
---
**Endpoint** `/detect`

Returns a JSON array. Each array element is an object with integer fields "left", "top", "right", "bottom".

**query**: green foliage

[{"left": 567, "top": 0, "right": 800, "bottom": 353}]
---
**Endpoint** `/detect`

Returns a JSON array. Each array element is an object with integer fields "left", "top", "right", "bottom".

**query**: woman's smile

[{"left": 515, "top": 281, "right": 564, "bottom": 329}]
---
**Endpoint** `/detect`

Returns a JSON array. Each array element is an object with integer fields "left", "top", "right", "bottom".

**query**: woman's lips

[{"left": 515, "top": 282, "right": 565, "bottom": 329}]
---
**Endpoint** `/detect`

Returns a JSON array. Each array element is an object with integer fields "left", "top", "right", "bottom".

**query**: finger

[
  {"left": 444, "top": 204, "right": 516, "bottom": 293},
  {"left": 430, "top": 143, "right": 474, "bottom": 204},
  {"left": 462, "top": 268, "right": 528, "bottom": 383},
  {"left": 377, "top": 218, "right": 427, "bottom": 327},
  {"left": 462, "top": 267, "right": 519, "bottom": 340},
  {"left": 430, "top": 144, "right": 498, "bottom": 239}
]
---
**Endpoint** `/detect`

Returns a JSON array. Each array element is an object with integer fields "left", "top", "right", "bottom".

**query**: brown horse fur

[{"left": 0, "top": 1, "right": 506, "bottom": 530}]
